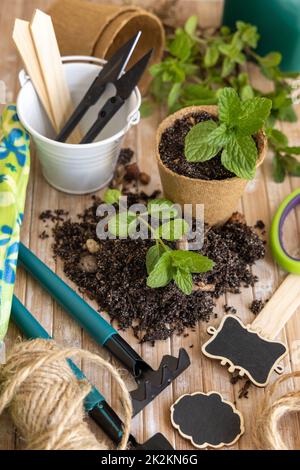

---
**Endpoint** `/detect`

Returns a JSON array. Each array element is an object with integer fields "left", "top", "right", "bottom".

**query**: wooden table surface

[{"left": 1, "top": 0, "right": 300, "bottom": 450}]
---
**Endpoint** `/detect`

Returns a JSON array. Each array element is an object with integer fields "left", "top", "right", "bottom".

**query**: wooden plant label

[
  {"left": 202, "top": 274, "right": 300, "bottom": 387},
  {"left": 171, "top": 391, "right": 244, "bottom": 449}
]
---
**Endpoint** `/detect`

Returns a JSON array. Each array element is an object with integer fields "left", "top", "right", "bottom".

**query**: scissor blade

[
  {"left": 114, "top": 49, "right": 153, "bottom": 100},
  {"left": 97, "top": 31, "right": 141, "bottom": 85}
]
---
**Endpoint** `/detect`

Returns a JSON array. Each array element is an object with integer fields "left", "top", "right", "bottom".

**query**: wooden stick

[
  {"left": 30, "top": 9, "right": 81, "bottom": 143},
  {"left": 13, "top": 19, "right": 56, "bottom": 129},
  {"left": 251, "top": 274, "right": 300, "bottom": 339}
]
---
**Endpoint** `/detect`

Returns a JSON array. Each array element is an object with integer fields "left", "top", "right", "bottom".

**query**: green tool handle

[
  {"left": 18, "top": 243, "right": 117, "bottom": 345},
  {"left": 11, "top": 295, "right": 123, "bottom": 443}
]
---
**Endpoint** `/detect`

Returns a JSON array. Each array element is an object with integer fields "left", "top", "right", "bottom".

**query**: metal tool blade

[
  {"left": 114, "top": 49, "right": 153, "bottom": 100},
  {"left": 130, "top": 349, "right": 191, "bottom": 416}
]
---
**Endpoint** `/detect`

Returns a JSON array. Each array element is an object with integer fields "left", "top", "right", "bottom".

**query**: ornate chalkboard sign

[
  {"left": 171, "top": 391, "right": 244, "bottom": 449},
  {"left": 202, "top": 315, "right": 287, "bottom": 387}
]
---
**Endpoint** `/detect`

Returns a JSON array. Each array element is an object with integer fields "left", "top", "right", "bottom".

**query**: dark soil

[
  {"left": 159, "top": 112, "right": 235, "bottom": 180},
  {"left": 44, "top": 195, "right": 265, "bottom": 343},
  {"left": 249, "top": 299, "right": 266, "bottom": 315}
]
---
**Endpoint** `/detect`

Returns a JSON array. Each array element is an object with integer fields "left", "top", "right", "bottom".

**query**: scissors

[{"left": 270, "top": 187, "right": 300, "bottom": 274}]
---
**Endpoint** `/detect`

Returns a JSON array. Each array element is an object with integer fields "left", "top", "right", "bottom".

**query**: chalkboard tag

[
  {"left": 202, "top": 314, "right": 287, "bottom": 387},
  {"left": 171, "top": 391, "right": 244, "bottom": 449}
]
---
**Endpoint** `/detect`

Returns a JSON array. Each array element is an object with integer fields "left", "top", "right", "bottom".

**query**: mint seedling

[
  {"left": 104, "top": 192, "right": 214, "bottom": 295},
  {"left": 184, "top": 88, "right": 271, "bottom": 179}
]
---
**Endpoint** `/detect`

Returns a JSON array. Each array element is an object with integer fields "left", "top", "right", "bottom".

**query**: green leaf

[
  {"left": 204, "top": 45, "right": 219, "bottom": 68},
  {"left": 140, "top": 100, "right": 154, "bottom": 118},
  {"left": 184, "top": 15, "right": 198, "bottom": 36},
  {"left": 221, "top": 56, "right": 235, "bottom": 77},
  {"left": 108, "top": 211, "right": 136, "bottom": 237},
  {"left": 173, "top": 268, "right": 193, "bottom": 295},
  {"left": 207, "top": 123, "right": 228, "bottom": 147},
  {"left": 283, "top": 155, "right": 300, "bottom": 176},
  {"left": 220, "top": 26, "right": 231, "bottom": 36},
  {"left": 221, "top": 134, "right": 258, "bottom": 179},
  {"left": 169, "top": 30, "right": 192, "bottom": 61},
  {"left": 281, "top": 146, "right": 300, "bottom": 155},
  {"left": 184, "top": 120, "right": 222, "bottom": 162},
  {"left": 236, "top": 21, "right": 259, "bottom": 48},
  {"left": 278, "top": 105, "right": 297, "bottom": 122},
  {"left": 148, "top": 198, "right": 178, "bottom": 219},
  {"left": 168, "top": 83, "right": 182, "bottom": 109},
  {"left": 146, "top": 252, "right": 173, "bottom": 288},
  {"left": 267, "top": 128, "right": 288, "bottom": 148},
  {"left": 256, "top": 52, "right": 282, "bottom": 68},
  {"left": 272, "top": 154, "right": 286, "bottom": 183},
  {"left": 218, "top": 87, "right": 241, "bottom": 125},
  {"left": 103, "top": 188, "right": 121, "bottom": 205},
  {"left": 170, "top": 250, "right": 214, "bottom": 273},
  {"left": 237, "top": 97, "right": 272, "bottom": 135},
  {"left": 240, "top": 84, "right": 254, "bottom": 101},
  {"left": 155, "top": 219, "right": 189, "bottom": 241},
  {"left": 145, "top": 244, "right": 168, "bottom": 275}
]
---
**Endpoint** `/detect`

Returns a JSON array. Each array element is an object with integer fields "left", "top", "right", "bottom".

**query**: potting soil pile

[{"left": 40, "top": 152, "right": 265, "bottom": 343}]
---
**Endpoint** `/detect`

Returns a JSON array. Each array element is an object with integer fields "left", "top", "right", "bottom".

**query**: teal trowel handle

[{"left": 18, "top": 243, "right": 117, "bottom": 345}]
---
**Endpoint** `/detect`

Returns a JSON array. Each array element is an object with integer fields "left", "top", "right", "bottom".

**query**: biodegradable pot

[
  {"left": 156, "top": 106, "right": 267, "bottom": 226},
  {"left": 48, "top": 0, "right": 165, "bottom": 95}
]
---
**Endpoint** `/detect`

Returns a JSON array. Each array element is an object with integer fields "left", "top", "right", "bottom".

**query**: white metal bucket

[{"left": 16, "top": 56, "right": 141, "bottom": 194}]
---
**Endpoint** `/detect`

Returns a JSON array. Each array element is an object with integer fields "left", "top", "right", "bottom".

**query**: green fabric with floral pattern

[{"left": 0, "top": 104, "right": 30, "bottom": 342}]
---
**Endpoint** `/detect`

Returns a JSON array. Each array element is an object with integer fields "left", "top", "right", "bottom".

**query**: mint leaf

[
  {"left": 147, "top": 252, "right": 173, "bottom": 288},
  {"left": 146, "top": 244, "right": 169, "bottom": 274},
  {"left": 278, "top": 105, "right": 297, "bottom": 122},
  {"left": 267, "top": 128, "right": 288, "bottom": 148},
  {"left": 155, "top": 219, "right": 189, "bottom": 241},
  {"left": 257, "top": 52, "right": 282, "bottom": 68},
  {"left": 207, "top": 123, "right": 228, "bottom": 147},
  {"left": 222, "top": 134, "right": 258, "bottom": 179},
  {"left": 185, "top": 120, "right": 222, "bottom": 162},
  {"left": 237, "top": 97, "right": 272, "bottom": 135},
  {"left": 218, "top": 87, "right": 241, "bottom": 125},
  {"left": 240, "top": 84, "right": 254, "bottom": 101},
  {"left": 170, "top": 250, "right": 214, "bottom": 272},
  {"left": 168, "top": 83, "right": 181, "bottom": 109},
  {"left": 173, "top": 268, "right": 193, "bottom": 295},
  {"left": 169, "top": 30, "right": 192, "bottom": 61},
  {"left": 108, "top": 211, "right": 136, "bottom": 237},
  {"left": 281, "top": 146, "right": 300, "bottom": 155},
  {"left": 103, "top": 188, "right": 121, "bottom": 205},
  {"left": 204, "top": 45, "right": 219, "bottom": 68},
  {"left": 148, "top": 198, "right": 178, "bottom": 219},
  {"left": 283, "top": 155, "right": 300, "bottom": 176},
  {"left": 221, "top": 57, "right": 235, "bottom": 78},
  {"left": 272, "top": 154, "right": 286, "bottom": 182},
  {"left": 184, "top": 15, "right": 198, "bottom": 36},
  {"left": 140, "top": 100, "right": 154, "bottom": 118}
]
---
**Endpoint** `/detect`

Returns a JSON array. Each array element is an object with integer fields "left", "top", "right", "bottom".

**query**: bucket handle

[{"left": 18, "top": 55, "right": 141, "bottom": 130}]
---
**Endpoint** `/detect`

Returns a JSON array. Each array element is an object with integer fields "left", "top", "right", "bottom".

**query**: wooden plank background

[{"left": 0, "top": 0, "right": 300, "bottom": 450}]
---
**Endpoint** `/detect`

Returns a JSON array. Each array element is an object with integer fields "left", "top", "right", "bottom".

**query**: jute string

[
  {"left": 0, "top": 339, "right": 132, "bottom": 450},
  {"left": 254, "top": 371, "right": 300, "bottom": 450}
]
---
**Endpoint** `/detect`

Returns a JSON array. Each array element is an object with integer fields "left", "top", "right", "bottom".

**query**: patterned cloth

[{"left": 0, "top": 105, "right": 30, "bottom": 342}]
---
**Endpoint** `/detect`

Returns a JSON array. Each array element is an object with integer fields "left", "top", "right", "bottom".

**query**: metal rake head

[{"left": 131, "top": 348, "right": 191, "bottom": 416}]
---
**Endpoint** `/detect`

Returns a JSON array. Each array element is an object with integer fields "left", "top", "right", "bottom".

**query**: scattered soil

[
  {"left": 223, "top": 304, "right": 237, "bottom": 314},
  {"left": 42, "top": 191, "right": 265, "bottom": 343},
  {"left": 249, "top": 299, "right": 267, "bottom": 315},
  {"left": 159, "top": 112, "right": 235, "bottom": 180}
]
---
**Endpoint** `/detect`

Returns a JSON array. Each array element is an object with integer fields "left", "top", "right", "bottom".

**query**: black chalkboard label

[
  {"left": 171, "top": 391, "right": 244, "bottom": 449},
  {"left": 202, "top": 315, "right": 287, "bottom": 387}
]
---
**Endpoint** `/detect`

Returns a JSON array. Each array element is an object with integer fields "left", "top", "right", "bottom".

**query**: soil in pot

[
  {"left": 39, "top": 150, "right": 266, "bottom": 344},
  {"left": 159, "top": 111, "right": 241, "bottom": 180}
]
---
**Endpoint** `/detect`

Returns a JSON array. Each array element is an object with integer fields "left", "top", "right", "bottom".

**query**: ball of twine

[
  {"left": 0, "top": 339, "right": 132, "bottom": 450},
  {"left": 254, "top": 371, "right": 300, "bottom": 450}
]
